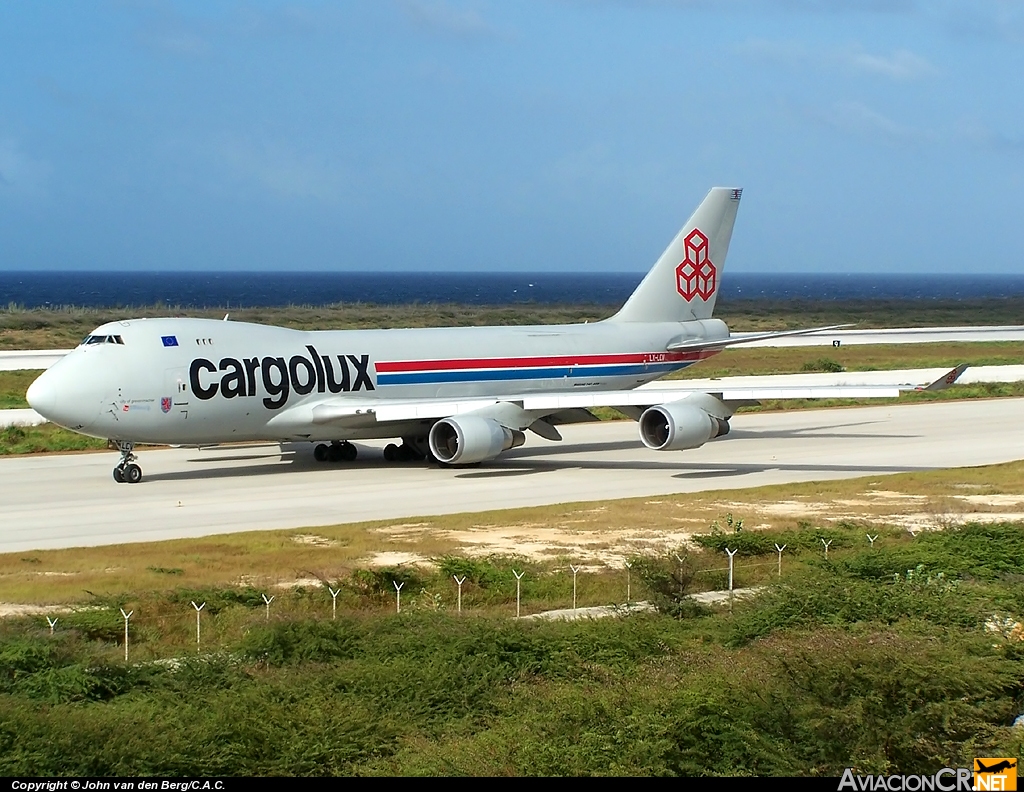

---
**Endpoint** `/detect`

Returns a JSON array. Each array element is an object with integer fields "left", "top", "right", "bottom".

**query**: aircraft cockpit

[{"left": 80, "top": 334, "right": 125, "bottom": 346}]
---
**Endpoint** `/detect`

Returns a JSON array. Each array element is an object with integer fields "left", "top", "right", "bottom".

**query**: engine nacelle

[
  {"left": 638, "top": 402, "right": 730, "bottom": 451},
  {"left": 429, "top": 416, "right": 526, "bottom": 465}
]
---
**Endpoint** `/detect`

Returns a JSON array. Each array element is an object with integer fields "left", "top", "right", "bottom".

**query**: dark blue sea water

[{"left": 2, "top": 272, "right": 1024, "bottom": 308}]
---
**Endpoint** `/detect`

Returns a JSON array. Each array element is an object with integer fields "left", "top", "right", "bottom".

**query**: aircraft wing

[{"left": 292, "top": 363, "right": 968, "bottom": 426}]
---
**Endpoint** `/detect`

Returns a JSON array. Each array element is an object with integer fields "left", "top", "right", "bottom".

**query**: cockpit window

[{"left": 81, "top": 335, "right": 124, "bottom": 346}]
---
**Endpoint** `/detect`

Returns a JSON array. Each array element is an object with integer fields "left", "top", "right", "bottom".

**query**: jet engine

[
  {"left": 638, "top": 401, "right": 730, "bottom": 451},
  {"left": 429, "top": 416, "right": 526, "bottom": 465}
]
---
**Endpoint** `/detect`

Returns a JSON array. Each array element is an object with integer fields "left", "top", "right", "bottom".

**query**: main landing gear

[
  {"left": 313, "top": 441, "right": 358, "bottom": 463},
  {"left": 384, "top": 438, "right": 435, "bottom": 464},
  {"left": 112, "top": 441, "right": 143, "bottom": 484}
]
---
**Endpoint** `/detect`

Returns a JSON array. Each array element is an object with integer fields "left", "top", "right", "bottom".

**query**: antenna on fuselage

[{"left": 223, "top": 313, "right": 230, "bottom": 321}]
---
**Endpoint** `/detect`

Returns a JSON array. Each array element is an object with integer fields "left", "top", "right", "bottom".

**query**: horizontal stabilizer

[{"left": 667, "top": 324, "right": 853, "bottom": 352}]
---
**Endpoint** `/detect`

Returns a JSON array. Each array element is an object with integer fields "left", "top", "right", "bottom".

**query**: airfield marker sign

[
  {"left": 453, "top": 575, "right": 466, "bottom": 614},
  {"left": 329, "top": 586, "right": 341, "bottom": 620},
  {"left": 775, "top": 544, "right": 787, "bottom": 577},
  {"left": 725, "top": 548, "right": 739, "bottom": 592},
  {"left": 120, "top": 608, "right": 133, "bottom": 663},
  {"left": 191, "top": 601, "right": 205, "bottom": 651},
  {"left": 513, "top": 570, "right": 525, "bottom": 618},
  {"left": 570, "top": 565, "right": 581, "bottom": 610}
]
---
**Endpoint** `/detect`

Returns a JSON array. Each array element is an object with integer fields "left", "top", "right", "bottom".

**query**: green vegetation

[
  {"left": 734, "top": 381, "right": 1024, "bottom": 414},
  {"left": 666, "top": 341, "right": 1024, "bottom": 380},
  {"left": 800, "top": 356, "right": 845, "bottom": 372},
  {"left": 2, "top": 297, "right": 1023, "bottom": 349},
  {"left": 0, "top": 370, "right": 37, "bottom": 409},
  {"left": 1, "top": 522, "right": 1023, "bottom": 775},
  {"left": 0, "top": 424, "right": 108, "bottom": 455}
]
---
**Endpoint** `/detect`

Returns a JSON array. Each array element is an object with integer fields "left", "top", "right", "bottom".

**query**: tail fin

[{"left": 609, "top": 187, "right": 741, "bottom": 323}]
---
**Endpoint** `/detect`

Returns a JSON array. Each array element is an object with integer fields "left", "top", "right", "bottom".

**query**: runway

[
  {"left": 1, "top": 326, "right": 1022, "bottom": 371},
  {"left": 733, "top": 325, "right": 1024, "bottom": 347},
  {"left": 3, "top": 398, "right": 1024, "bottom": 554}
]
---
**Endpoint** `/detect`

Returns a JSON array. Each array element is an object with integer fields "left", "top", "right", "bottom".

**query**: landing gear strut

[
  {"left": 313, "top": 441, "right": 358, "bottom": 463},
  {"left": 384, "top": 437, "right": 430, "bottom": 463},
  {"left": 112, "top": 441, "right": 143, "bottom": 484}
]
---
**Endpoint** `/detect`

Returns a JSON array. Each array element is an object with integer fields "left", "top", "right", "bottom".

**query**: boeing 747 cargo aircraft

[{"left": 26, "top": 188, "right": 964, "bottom": 483}]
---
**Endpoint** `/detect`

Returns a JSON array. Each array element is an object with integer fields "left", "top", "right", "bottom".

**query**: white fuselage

[{"left": 29, "top": 316, "right": 727, "bottom": 445}]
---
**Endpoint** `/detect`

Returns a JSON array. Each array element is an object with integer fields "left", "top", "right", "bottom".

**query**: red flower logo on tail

[{"left": 675, "top": 229, "right": 716, "bottom": 301}]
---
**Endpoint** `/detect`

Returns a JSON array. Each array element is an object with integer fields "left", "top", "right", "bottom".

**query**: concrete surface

[
  {"left": 3, "top": 397, "right": 1024, "bottom": 553},
  {"left": 734, "top": 326, "right": 1024, "bottom": 347},
  {"left": 0, "top": 325, "right": 1021, "bottom": 371}
]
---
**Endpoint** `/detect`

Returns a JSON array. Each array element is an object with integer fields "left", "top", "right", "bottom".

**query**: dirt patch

[
  {"left": 439, "top": 524, "right": 696, "bottom": 567},
  {"left": 291, "top": 534, "right": 335, "bottom": 547},
  {"left": 365, "top": 552, "right": 430, "bottom": 567},
  {"left": 275, "top": 577, "right": 325, "bottom": 589},
  {"left": 373, "top": 522, "right": 432, "bottom": 535},
  {"left": 954, "top": 494, "right": 1024, "bottom": 507},
  {"left": 0, "top": 603, "right": 70, "bottom": 617},
  {"left": 292, "top": 532, "right": 335, "bottom": 545}
]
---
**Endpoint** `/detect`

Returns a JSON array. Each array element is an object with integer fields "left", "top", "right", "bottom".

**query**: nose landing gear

[{"left": 112, "top": 441, "right": 143, "bottom": 484}]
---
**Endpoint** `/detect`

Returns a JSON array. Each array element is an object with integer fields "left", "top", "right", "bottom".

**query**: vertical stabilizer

[{"left": 609, "top": 187, "right": 741, "bottom": 323}]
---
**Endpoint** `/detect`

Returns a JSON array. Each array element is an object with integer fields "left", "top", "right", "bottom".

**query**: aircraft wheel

[
  {"left": 327, "top": 444, "right": 343, "bottom": 463},
  {"left": 314, "top": 444, "right": 329, "bottom": 462},
  {"left": 124, "top": 463, "right": 143, "bottom": 484},
  {"left": 113, "top": 466, "right": 125, "bottom": 483},
  {"left": 341, "top": 443, "right": 357, "bottom": 462},
  {"left": 383, "top": 443, "right": 399, "bottom": 462}
]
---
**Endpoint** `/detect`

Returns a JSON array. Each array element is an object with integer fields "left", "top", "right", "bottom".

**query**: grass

[
  {"left": 3, "top": 459, "right": 1024, "bottom": 774},
  {"left": 0, "top": 370, "right": 38, "bottom": 409},
  {"left": 0, "top": 424, "right": 108, "bottom": 455},
  {"left": 666, "top": 341, "right": 1023, "bottom": 380},
  {"left": 2, "top": 518, "right": 1023, "bottom": 774},
  {"left": 5, "top": 456, "right": 1024, "bottom": 604},
  {"left": 2, "top": 296, "right": 1023, "bottom": 349}
]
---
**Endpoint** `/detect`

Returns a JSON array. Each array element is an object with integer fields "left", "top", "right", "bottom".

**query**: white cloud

[
  {"left": 822, "top": 100, "right": 924, "bottom": 144},
  {"left": 0, "top": 139, "right": 52, "bottom": 199},
  {"left": 953, "top": 119, "right": 1024, "bottom": 153},
  {"left": 845, "top": 48, "right": 935, "bottom": 80},
  {"left": 150, "top": 31, "right": 209, "bottom": 56},
  {"left": 216, "top": 138, "right": 349, "bottom": 203},
  {"left": 398, "top": 0, "right": 497, "bottom": 38},
  {"left": 741, "top": 38, "right": 936, "bottom": 82}
]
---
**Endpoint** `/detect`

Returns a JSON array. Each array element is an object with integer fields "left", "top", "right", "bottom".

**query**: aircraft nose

[{"left": 26, "top": 371, "right": 57, "bottom": 418}]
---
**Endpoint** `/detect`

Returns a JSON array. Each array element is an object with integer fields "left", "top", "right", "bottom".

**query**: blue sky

[{"left": 0, "top": 1, "right": 1021, "bottom": 273}]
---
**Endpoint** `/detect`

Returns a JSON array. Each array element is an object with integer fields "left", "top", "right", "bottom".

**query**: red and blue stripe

[{"left": 374, "top": 350, "right": 717, "bottom": 386}]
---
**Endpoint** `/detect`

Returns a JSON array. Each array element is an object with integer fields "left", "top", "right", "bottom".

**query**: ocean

[{"left": 2, "top": 272, "right": 1024, "bottom": 309}]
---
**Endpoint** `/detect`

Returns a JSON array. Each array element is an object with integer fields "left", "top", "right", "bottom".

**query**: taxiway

[
  {"left": 1, "top": 325, "right": 1021, "bottom": 371},
  {"left": 3, "top": 398, "right": 1024, "bottom": 553}
]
